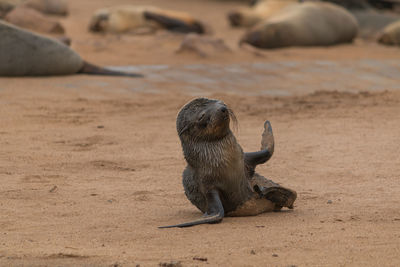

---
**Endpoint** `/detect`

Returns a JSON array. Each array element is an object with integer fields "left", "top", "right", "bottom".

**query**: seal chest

[{"left": 159, "top": 98, "right": 297, "bottom": 228}]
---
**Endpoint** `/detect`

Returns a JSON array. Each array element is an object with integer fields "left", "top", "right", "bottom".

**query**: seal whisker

[{"left": 228, "top": 108, "right": 238, "bottom": 133}]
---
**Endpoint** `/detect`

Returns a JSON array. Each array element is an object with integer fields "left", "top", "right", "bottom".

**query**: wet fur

[
  {"left": 159, "top": 98, "right": 296, "bottom": 228},
  {"left": 177, "top": 98, "right": 251, "bottom": 213}
]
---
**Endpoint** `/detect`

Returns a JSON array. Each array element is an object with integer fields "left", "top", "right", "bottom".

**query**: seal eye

[
  {"left": 198, "top": 113, "right": 205, "bottom": 122},
  {"left": 197, "top": 113, "right": 209, "bottom": 129}
]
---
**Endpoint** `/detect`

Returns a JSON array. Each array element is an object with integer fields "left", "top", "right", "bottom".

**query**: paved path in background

[{"left": 106, "top": 60, "right": 400, "bottom": 96}]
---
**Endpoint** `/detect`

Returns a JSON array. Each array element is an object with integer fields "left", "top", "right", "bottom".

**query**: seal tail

[
  {"left": 79, "top": 61, "right": 144, "bottom": 77},
  {"left": 158, "top": 214, "right": 223, "bottom": 229}
]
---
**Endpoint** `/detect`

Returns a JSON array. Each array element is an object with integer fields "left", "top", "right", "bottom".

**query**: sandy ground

[{"left": 1, "top": 0, "right": 400, "bottom": 266}]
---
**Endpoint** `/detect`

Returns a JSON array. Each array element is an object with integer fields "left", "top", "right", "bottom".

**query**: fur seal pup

[
  {"left": 0, "top": 21, "right": 142, "bottom": 77},
  {"left": 378, "top": 20, "right": 400, "bottom": 45},
  {"left": 228, "top": 0, "right": 298, "bottom": 28},
  {"left": 240, "top": 2, "right": 358, "bottom": 49},
  {"left": 159, "top": 98, "right": 296, "bottom": 228},
  {"left": 89, "top": 5, "right": 205, "bottom": 34}
]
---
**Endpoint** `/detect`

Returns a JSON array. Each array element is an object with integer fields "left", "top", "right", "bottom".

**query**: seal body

[
  {"left": 0, "top": 21, "right": 142, "bottom": 77},
  {"left": 159, "top": 98, "right": 296, "bottom": 228},
  {"left": 181, "top": 127, "right": 253, "bottom": 214},
  {"left": 0, "top": 21, "right": 81, "bottom": 76},
  {"left": 89, "top": 5, "right": 204, "bottom": 34},
  {"left": 241, "top": 2, "right": 359, "bottom": 49},
  {"left": 378, "top": 20, "right": 400, "bottom": 45},
  {"left": 228, "top": 0, "right": 298, "bottom": 27}
]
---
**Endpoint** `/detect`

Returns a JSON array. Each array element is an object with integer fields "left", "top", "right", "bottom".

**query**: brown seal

[
  {"left": 228, "top": 0, "right": 297, "bottom": 28},
  {"left": 159, "top": 98, "right": 296, "bottom": 228},
  {"left": 89, "top": 5, "right": 205, "bottom": 34},
  {"left": 240, "top": 2, "right": 359, "bottom": 49}
]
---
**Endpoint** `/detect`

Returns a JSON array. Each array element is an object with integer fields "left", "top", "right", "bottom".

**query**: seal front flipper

[
  {"left": 244, "top": 120, "right": 274, "bottom": 175},
  {"left": 260, "top": 120, "right": 274, "bottom": 152},
  {"left": 79, "top": 61, "right": 144, "bottom": 77},
  {"left": 245, "top": 150, "right": 273, "bottom": 168},
  {"left": 143, "top": 11, "right": 204, "bottom": 34},
  {"left": 159, "top": 189, "right": 224, "bottom": 228}
]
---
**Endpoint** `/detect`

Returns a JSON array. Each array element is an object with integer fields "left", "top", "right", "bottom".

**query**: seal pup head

[
  {"left": 88, "top": 9, "right": 110, "bottom": 32},
  {"left": 177, "top": 98, "right": 237, "bottom": 141}
]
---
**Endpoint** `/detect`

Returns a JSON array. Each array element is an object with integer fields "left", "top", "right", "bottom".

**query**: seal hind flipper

[
  {"left": 143, "top": 11, "right": 204, "bottom": 34},
  {"left": 252, "top": 174, "right": 297, "bottom": 209},
  {"left": 79, "top": 61, "right": 144, "bottom": 77},
  {"left": 255, "top": 185, "right": 296, "bottom": 209},
  {"left": 159, "top": 189, "right": 224, "bottom": 228}
]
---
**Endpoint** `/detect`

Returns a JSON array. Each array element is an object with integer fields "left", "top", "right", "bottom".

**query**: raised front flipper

[
  {"left": 260, "top": 120, "right": 274, "bottom": 152},
  {"left": 159, "top": 189, "right": 224, "bottom": 228},
  {"left": 245, "top": 150, "right": 273, "bottom": 168},
  {"left": 244, "top": 120, "right": 274, "bottom": 176}
]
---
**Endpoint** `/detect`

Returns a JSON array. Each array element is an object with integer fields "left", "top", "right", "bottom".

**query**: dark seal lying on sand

[
  {"left": 159, "top": 98, "right": 297, "bottom": 228},
  {"left": 0, "top": 21, "right": 142, "bottom": 77}
]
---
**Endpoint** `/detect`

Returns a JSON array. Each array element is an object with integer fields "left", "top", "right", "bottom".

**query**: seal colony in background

[
  {"left": 0, "top": 21, "right": 142, "bottom": 77},
  {"left": 159, "top": 98, "right": 297, "bottom": 228},
  {"left": 228, "top": 0, "right": 400, "bottom": 48}
]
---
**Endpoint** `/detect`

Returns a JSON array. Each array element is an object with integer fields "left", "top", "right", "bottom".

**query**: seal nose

[
  {"left": 228, "top": 12, "right": 242, "bottom": 27},
  {"left": 220, "top": 106, "right": 227, "bottom": 113}
]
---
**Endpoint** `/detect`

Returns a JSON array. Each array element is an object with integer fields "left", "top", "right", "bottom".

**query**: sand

[{"left": 1, "top": 0, "right": 400, "bottom": 266}]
